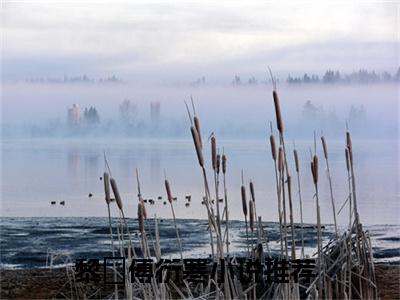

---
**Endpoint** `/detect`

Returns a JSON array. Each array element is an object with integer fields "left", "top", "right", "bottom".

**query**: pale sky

[{"left": 2, "top": 0, "right": 399, "bottom": 82}]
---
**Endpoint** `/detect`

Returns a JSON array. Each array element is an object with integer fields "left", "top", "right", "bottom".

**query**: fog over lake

[{"left": 1, "top": 82, "right": 398, "bottom": 224}]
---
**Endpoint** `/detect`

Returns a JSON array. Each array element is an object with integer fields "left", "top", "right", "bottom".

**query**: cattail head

[
  {"left": 270, "top": 135, "right": 277, "bottom": 161},
  {"left": 348, "top": 146, "right": 353, "bottom": 166},
  {"left": 139, "top": 196, "right": 147, "bottom": 219},
  {"left": 191, "top": 126, "right": 204, "bottom": 167},
  {"left": 110, "top": 177, "right": 123, "bottom": 210},
  {"left": 216, "top": 154, "right": 221, "bottom": 174},
  {"left": 103, "top": 172, "right": 111, "bottom": 204},
  {"left": 311, "top": 161, "right": 315, "bottom": 183},
  {"left": 194, "top": 116, "right": 202, "bottom": 149},
  {"left": 211, "top": 136, "right": 217, "bottom": 170},
  {"left": 278, "top": 147, "right": 284, "bottom": 173},
  {"left": 293, "top": 149, "right": 299, "bottom": 173},
  {"left": 249, "top": 200, "right": 254, "bottom": 232},
  {"left": 312, "top": 155, "right": 319, "bottom": 184},
  {"left": 241, "top": 185, "right": 247, "bottom": 217},
  {"left": 273, "top": 90, "right": 284, "bottom": 133},
  {"left": 137, "top": 202, "right": 144, "bottom": 233},
  {"left": 222, "top": 154, "right": 227, "bottom": 174},
  {"left": 345, "top": 148, "right": 350, "bottom": 171},
  {"left": 346, "top": 131, "right": 352, "bottom": 152},
  {"left": 165, "top": 179, "right": 173, "bottom": 203},
  {"left": 249, "top": 181, "right": 255, "bottom": 202},
  {"left": 321, "top": 136, "right": 328, "bottom": 159}
]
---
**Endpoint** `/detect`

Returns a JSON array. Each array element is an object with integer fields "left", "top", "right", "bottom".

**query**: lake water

[
  {"left": 1, "top": 217, "right": 399, "bottom": 269},
  {"left": 1, "top": 137, "right": 399, "bottom": 225}
]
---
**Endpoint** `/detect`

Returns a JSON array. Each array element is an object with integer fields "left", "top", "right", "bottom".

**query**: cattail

[
  {"left": 103, "top": 172, "right": 111, "bottom": 204},
  {"left": 216, "top": 154, "right": 221, "bottom": 174},
  {"left": 110, "top": 177, "right": 123, "bottom": 210},
  {"left": 321, "top": 136, "right": 328, "bottom": 159},
  {"left": 346, "top": 131, "right": 352, "bottom": 152},
  {"left": 312, "top": 155, "right": 319, "bottom": 184},
  {"left": 222, "top": 154, "right": 227, "bottom": 174},
  {"left": 270, "top": 135, "right": 277, "bottom": 161},
  {"left": 211, "top": 136, "right": 217, "bottom": 170},
  {"left": 311, "top": 161, "right": 315, "bottom": 182},
  {"left": 273, "top": 90, "right": 284, "bottom": 133},
  {"left": 345, "top": 148, "right": 350, "bottom": 171},
  {"left": 165, "top": 179, "right": 173, "bottom": 203},
  {"left": 249, "top": 181, "right": 255, "bottom": 202},
  {"left": 139, "top": 197, "right": 147, "bottom": 219},
  {"left": 293, "top": 149, "right": 299, "bottom": 173},
  {"left": 241, "top": 185, "right": 247, "bottom": 216},
  {"left": 191, "top": 126, "right": 204, "bottom": 167},
  {"left": 249, "top": 200, "right": 254, "bottom": 232},
  {"left": 194, "top": 116, "right": 202, "bottom": 149},
  {"left": 137, "top": 202, "right": 144, "bottom": 233},
  {"left": 287, "top": 175, "right": 292, "bottom": 197},
  {"left": 348, "top": 146, "right": 353, "bottom": 165},
  {"left": 278, "top": 147, "right": 284, "bottom": 173}
]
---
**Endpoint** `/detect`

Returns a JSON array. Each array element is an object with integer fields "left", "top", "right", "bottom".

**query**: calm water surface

[{"left": 1, "top": 138, "right": 399, "bottom": 225}]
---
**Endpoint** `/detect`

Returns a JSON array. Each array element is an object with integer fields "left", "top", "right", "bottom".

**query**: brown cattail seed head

[
  {"left": 270, "top": 135, "right": 277, "bottom": 161},
  {"left": 216, "top": 154, "right": 221, "bottom": 174},
  {"left": 346, "top": 131, "right": 352, "bottom": 152},
  {"left": 194, "top": 116, "right": 202, "bottom": 149},
  {"left": 191, "top": 126, "right": 204, "bottom": 167},
  {"left": 211, "top": 136, "right": 217, "bottom": 170},
  {"left": 110, "top": 178, "right": 123, "bottom": 210},
  {"left": 249, "top": 200, "right": 254, "bottom": 232},
  {"left": 345, "top": 148, "right": 350, "bottom": 171},
  {"left": 137, "top": 202, "right": 144, "bottom": 233},
  {"left": 321, "top": 136, "right": 328, "bottom": 159},
  {"left": 273, "top": 90, "right": 284, "bottom": 133},
  {"left": 278, "top": 147, "right": 284, "bottom": 173},
  {"left": 312, "top": 155, "right": 319, "bottom": 184},
  {"left": 293, "top": 149, "right": 299, "bottom": 173},
  {"left": 222, "top": 154, "right": 227, "bottom": 174},
  {"left": 348, "top": 146, "right": 353, "bottom": 165},
  {"left": 241, "top": 185, "right": 247, "bottom": 217},
  {"left": 139, "top": 197, "right": 147, "bottom": 219},
  {"left": 249, "top": 181, "right": 255, "bottom": 202},
  {"left": 103, "top": 172, "right": 111, "bottom": 204},
  {"left": 165, "top": 180, "right": 173, "bottom": 203},
  {"left": 311, "top": 161, "right": 315, "bottom": 182}
]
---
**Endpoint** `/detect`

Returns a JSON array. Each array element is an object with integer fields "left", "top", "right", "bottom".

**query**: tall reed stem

[
  {"left": 321, "top": 136, "right": 338, "bottom": 237},
  {"left": 293, "top": 147, "right": 305, "bottom": 258}
]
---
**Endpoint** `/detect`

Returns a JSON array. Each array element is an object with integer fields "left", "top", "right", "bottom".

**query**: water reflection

[{"left": 1, "top": 138, "right": 398, "bottom": 224}]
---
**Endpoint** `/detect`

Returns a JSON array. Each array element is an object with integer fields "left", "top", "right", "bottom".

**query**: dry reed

[
  {"left": 241, "top": 182, "right": 249, "bottom": 255},
  {"left": 273, "top": 91, "right": 284, "bottom": 134},
  {"left": 293, "top": 147, "right": 305, "bottom": 258},
  {"left": 211, "top": 136, "right": 217, "bottom": 170},
  {"left": 191, "top": 126, "right": 204, "bottom": 167},
  {"left": 321, "top": 135, "right": 338, "bottom": 237},
  {"left": 110, "top": 178, "right": 123, "bottom": 210},
  {"left": 270, "top": 135, "right": 277, "bottom": 161},
  {"left": 222, "top": 152, "right": 229, "bottom": 254}
]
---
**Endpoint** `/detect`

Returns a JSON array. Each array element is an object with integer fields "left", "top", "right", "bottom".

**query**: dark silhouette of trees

[
  {"left": 232, "top": 75, "right": 242, "bottom": 86},
  {"left": 285, "top": 68, "right": 398, "bottom": 85},
  {"left": 83, "top": 106, "right": 100, "bottom": 124}
]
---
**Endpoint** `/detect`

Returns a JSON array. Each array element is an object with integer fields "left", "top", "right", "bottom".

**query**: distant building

[
  {"left": 150, "top": 102, "right": 160, "bottom": 123},
  {"left": 68, "top": 104, "right": 80, "bottom": 125}
]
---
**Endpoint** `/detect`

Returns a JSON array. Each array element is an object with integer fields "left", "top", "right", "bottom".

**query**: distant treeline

[
  {"left": 286, "top": 68, "right": 400, "bottom": 84},
  {"left": 24, "top": 74, "right": 123, "bottom": 84},
  {"left": 228, "top": 68, "right": 400, "bottom": 86}
]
